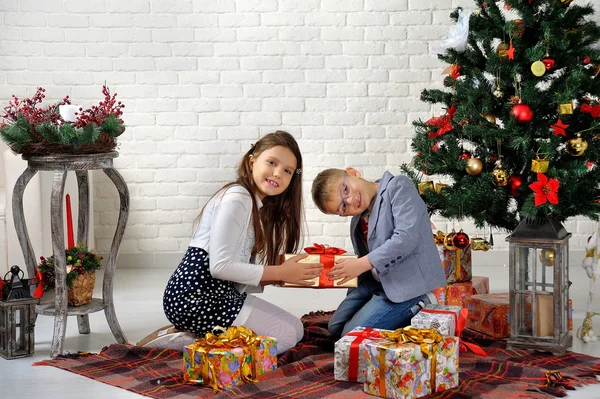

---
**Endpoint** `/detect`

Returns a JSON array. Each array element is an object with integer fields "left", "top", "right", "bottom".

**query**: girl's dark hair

[{"left": 197, "top": 131, "right": 303, "bottom": 266}]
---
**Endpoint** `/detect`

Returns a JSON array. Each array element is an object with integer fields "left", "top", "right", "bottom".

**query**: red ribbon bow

[
  {"left": 304, "top": 243, "right": 347, "bottom": 255},
  {"left": 581, "top": 103, "right": 600, "bottom": 118},
  {"left": 346, "top": 328, "right": 382, "bottom": 382},
  {"left": 456, "top": 308, "right": 488, "bottom": 356},
  {"left": 304, "top": 244, "right": 346, "bottom": 287}
]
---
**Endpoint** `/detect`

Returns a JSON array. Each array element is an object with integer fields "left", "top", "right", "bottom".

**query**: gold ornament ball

[
  {"left": 493, "top": 88, "right": 504, "bottom": 98},
  {"left": 466, "top": 157, "right": 483, "bottom": 175},
  {"left": 539, "top": 249, "right": 555, "bottom": 267},
  {"left": 566, "top": 136, "right": 588, "bottom": 157},
  {"left": 492, "top": 165, "right": 509, "bottom": 187},
  {"left": 496, "top": 43, "right": 510, "bottom": 57},
  {"left": 444, "top": 232, "right": 457, "bottom": 250},
  {"left": 481, "top": 113, "right": 497, "bottom": 124}
]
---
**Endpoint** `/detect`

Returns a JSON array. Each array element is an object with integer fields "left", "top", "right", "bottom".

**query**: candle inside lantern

[{"left": 66, "top": 194, "right": 74, "bottom": 248}]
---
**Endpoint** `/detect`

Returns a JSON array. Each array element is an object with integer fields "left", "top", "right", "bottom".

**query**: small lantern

[
  {"left": 0, "top": 266, "right": 38, "bottom": 359},
  {"left": 506, "top": 216, "right": 572, "bottom": 355}
]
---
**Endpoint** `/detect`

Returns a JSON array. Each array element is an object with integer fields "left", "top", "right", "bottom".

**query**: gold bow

[
  {"left": 378, "top": 327, "right": 444, "bottom": 395},
  {"left": 189, "top": 326, "right": 260, "bottom": 392}
]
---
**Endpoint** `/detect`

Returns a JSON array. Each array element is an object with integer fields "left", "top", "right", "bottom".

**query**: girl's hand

[
  {"left": 280, "top": 254, "right": 323, "bottom": 286},
  {"left": 327, "top": 257, "right": 373, "bottom": 286}
]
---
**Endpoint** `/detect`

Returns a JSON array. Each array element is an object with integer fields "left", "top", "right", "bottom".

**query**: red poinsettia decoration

[
  {"left": 450, "top": 65, "right": 461, "bottom": 80},
  {"left": 425, "top": 104, "right": 456, "bottom": 138},
  {"left": 529, "top": 173, "right": 559, "bottom": 207}
]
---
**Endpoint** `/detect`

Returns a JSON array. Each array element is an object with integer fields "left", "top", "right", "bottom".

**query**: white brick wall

[{"left": 1, "top": 1, "right": 599, "bottom": 266}]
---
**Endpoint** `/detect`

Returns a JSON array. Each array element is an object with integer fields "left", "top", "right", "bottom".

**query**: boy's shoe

[
  {"left": 137, "top": 324, "right": 198, "bottom": 351},
  {"left": 411, "top": 291, "right": 439, "bottom": 316}
]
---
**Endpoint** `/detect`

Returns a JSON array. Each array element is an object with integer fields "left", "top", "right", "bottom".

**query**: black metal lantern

[
  {"left": 0, "top": 266, "right": 38, "bottom": 359},
  {"left": 506, "top": 216, "right": 572, "bottom": 355}
]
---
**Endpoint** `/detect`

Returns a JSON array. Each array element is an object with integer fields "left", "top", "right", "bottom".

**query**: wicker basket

[{"left": 68, "top": 271, "right": 96, "bottom": 306}]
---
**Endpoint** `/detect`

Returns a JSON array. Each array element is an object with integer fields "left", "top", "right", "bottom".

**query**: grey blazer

[{"left": 350, "top": 171, "right": 446, "bottom": 303}]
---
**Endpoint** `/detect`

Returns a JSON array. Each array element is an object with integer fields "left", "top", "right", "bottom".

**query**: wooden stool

[{"left": 12, "top": 151, "right": 128, "bottom": 358}]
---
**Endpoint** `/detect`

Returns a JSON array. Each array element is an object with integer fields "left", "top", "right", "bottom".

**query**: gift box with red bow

[
  {"left": 363, "top": 327, "right": 459, "bottom": 398},
  {"left": 334, "top": 326, "right": 388, "bottom": 383},
  {"left": 410, "top": 304, "right": 463, "bottom": 336},
  {"left": 280, "top": 244, "right": 358, "bottom": 288},
  {"left": 183, "top": 326, "right": 277, "bottom": 392}
]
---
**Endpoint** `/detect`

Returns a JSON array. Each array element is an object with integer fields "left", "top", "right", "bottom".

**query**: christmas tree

[{"left": 401, "top": 0, "right": 600, "bottom": 232}]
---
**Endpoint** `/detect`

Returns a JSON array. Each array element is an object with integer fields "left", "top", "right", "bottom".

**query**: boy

[{"left": 312, "top": 168, "right": 445, "bottom": 337}]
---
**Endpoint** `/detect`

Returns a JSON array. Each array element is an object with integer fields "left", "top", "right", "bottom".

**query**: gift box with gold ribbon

[
  {"left": 363, "top": 327, "right": 459, "bottom": 398},
  {"left": 280, "top": 243, "right": 358, "bottom": 288},
  {"left": 432, "top": 276, "right": 489, "bottom": 306},
  {"left": 439, "top": 247, "right": 472, "bottom": 284},
  {"left": 334, "top": 326, "right": 388, "bottom": 383},
  {"left": 183, "top": 326, "right": 277, "bottom": 392}
]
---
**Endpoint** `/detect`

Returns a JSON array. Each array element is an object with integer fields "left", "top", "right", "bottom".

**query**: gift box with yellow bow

[
  {"left": 280, "top": 244, "right": 358, "bottom": 288},
  {"left": 363, "top": 327, "right": 459, "bottom": 398},
  {"left": 432, "top": 276, "right": 489, "bottom": 306},
  {"left": 183, "top": 326, "right": 277, "bottom": 392},
  {"left": 439, "top": 246, "right": 472, "bottom": 284}
]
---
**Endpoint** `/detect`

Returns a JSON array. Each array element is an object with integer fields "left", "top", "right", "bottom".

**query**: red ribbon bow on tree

[{"left": 581, "top": 103, "right": 600, "bottom": 118}]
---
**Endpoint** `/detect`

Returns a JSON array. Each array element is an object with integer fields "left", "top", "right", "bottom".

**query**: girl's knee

[{"left": 293, "top": 317, "right": 304, "bottom": 341}]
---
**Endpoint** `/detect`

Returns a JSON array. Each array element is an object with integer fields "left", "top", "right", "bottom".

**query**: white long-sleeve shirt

[{"left": 189, "top": 185, "right": 265, "bottom": 291}]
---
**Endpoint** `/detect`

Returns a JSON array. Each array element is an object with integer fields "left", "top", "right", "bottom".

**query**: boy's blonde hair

[{"left": 312, "top": 168, "right": 345, "bottom": 214}]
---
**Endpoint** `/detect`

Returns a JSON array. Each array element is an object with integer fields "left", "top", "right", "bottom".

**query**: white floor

[{"left": 2, "top": 265, "right": 600, "bottom": 398}]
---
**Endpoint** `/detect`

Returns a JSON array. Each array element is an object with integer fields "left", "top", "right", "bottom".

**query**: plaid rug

[{"left": 34, "top": 311, "right": 600, "bottom": 399}]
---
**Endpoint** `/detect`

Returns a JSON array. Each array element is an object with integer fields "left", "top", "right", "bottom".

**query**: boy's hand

[
  {"left": 280, "top": 254, "right": 324, "bottom": 286},
  {"left": 327, "top": 256, "right": 373, "bottom": 286}
]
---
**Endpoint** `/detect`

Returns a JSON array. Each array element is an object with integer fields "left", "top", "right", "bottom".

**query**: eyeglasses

[{"left": 338, "top": 172, "right": 351, "bottom": 216}]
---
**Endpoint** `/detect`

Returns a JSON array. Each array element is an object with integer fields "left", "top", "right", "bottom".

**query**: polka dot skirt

[{"left": 163, "top": 247, "right": 247, "bottom": 336}]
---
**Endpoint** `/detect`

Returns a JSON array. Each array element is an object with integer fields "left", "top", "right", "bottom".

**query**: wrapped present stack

[
  {"left": 183, "top": 326, "right": 277, "bottom": 392},
  {"left": 464, "top": 293, "right": 573, "bottom": 339},
  {"left": 432, "top": 230, "right": 490, "bottom": 306},
  {"left": 363, "top": 327, "right": 459, "bottom": 398},
  {"left": 280, "top": 243, "right": 357, "bottom": 288}
]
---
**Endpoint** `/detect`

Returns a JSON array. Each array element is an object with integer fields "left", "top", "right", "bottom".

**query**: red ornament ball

[
  {"left": 511, "top": 103, "right": 534, "bottom": 123},
  {"left": 508, "top": 174, "right": 523, "bottom": 196},
  {"left": 584, "top": 56, "right": 591, "bottom": 64},
  {"left": 452, "top": 231, "right": 470, "bottom": 250},
  {"left": 459, "top": 152, "right": 471, "bottom": 160}
]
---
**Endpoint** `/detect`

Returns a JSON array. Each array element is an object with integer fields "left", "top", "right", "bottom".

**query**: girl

[{"left": 161, "top": 131, "right": 322, "bottom": 354}]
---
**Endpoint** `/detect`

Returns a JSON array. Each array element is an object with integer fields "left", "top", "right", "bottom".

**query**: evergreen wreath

[{"left": 0, "top": 85, "right": 125, "bottom": 155}]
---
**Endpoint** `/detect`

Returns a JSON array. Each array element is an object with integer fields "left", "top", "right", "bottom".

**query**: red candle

[{"left": 66, "top": 194, "right": 74, "bottom": 248}]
